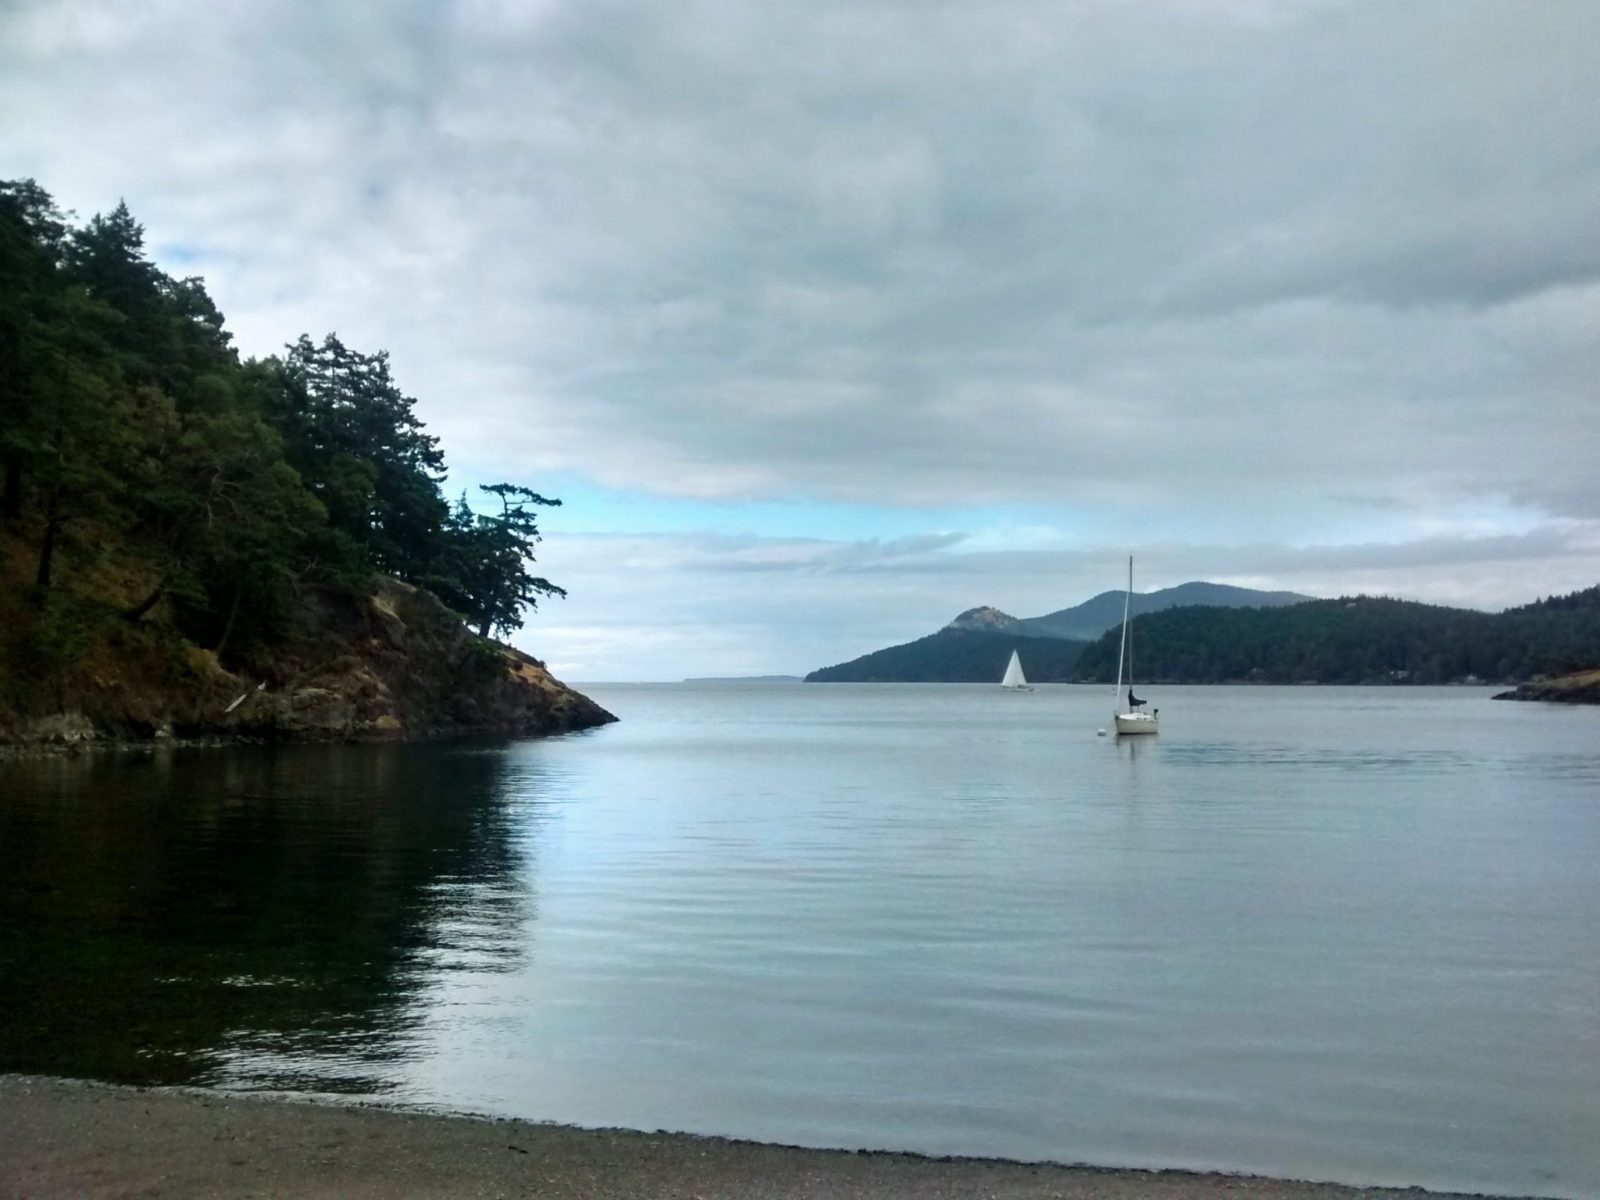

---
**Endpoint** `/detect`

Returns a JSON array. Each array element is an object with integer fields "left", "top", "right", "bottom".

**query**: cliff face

[{"left": 1, "top": 578, "right": 615, "bottom": 748}]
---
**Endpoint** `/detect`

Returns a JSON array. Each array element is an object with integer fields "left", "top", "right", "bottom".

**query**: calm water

[{"left": 3, "top": 684, "right": 1598, "bottom": 1196}]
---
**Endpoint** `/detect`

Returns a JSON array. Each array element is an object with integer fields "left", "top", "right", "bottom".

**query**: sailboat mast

[
  {"left": 1126, "top": 556, "right": 1134, "bottom": 693},
  {"left": 1114, "top": 555, "right": 1131, "bottom": 704}
]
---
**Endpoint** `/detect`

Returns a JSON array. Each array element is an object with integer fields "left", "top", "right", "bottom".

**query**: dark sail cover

[{"left": 1128, "top": 689, "right": 1146, "bottom": 708}]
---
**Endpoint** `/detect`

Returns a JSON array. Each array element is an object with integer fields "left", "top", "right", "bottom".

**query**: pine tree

[
  {"left": 270, "top": 334, "right": 449, "bottom": 580},
  {"left": 431, "top": 485, "right": 566, "bottom": 639}
]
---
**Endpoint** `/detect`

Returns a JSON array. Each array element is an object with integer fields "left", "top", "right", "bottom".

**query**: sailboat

[
  {"left": 1000, "top": 649, "right": 1033, "bottom": 691},
  {"left": 1112, "top": 557, "right": 1158, "bottom": 735}
]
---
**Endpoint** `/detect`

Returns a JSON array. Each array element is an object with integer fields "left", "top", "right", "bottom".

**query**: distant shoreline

[
  {"left": 787, "top": 681, "right": 1510, "bottom": 691},
  {"left": 0, "top": 1076, "right": 1517, "bottom": 1200}
]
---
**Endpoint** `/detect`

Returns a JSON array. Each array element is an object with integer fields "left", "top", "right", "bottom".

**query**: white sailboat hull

[{"left": 1107, "top": 556, "right": 1160, "bottom": 735}]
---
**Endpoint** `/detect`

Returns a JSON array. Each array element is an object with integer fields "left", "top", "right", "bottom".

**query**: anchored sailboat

[
  {"left": 1000, "top": 650, "right": 1033, "bottom": 691},
  {"left": 1112, "top": 557, "right": 1158, "bottom": 735}
]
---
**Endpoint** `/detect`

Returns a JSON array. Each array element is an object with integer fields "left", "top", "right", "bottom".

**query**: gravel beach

[{"left": 0, "top": 1075, "right": 1511, "bottom": 1200}]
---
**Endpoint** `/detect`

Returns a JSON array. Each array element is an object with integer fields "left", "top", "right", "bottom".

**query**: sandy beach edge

[{"left": 0, "top": 1074, "right": 1541, "bottom": 1200}]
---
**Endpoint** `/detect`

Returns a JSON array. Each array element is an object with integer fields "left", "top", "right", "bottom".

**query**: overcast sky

[{"left": 5, "top": 0, "right": 1598, "bottom": 679}]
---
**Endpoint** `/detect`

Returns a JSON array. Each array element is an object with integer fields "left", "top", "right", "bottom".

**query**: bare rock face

[
  {"left": 1492, "top": 668, "right": 1600, "bottom": 705},
  {"left": 11, "top": 712, "right": 99, "bottom": 746},
  {"left": 221, "top": 579, "right": 617, "bottom": 740},
  {"left": 944, "top": 606, "right": 1025, "bottom": 635},
  {"left": 3, "top": 578, "right": 616, "bottom": 748}
]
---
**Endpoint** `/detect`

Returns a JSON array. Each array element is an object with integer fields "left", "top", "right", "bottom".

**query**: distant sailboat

[
  {"left": 1000, "top": 650, "right": 1034, "bottom": 691},
  {"left": 1112, "top": 557, "right": 1158, "bottom": 735}
]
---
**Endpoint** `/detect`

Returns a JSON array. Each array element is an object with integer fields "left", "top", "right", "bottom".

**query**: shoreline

[
  {"left": 0, "top": 716, "right": 619, "bottom": 760},
  {"left": 1491, "top": 668, "right": 1600, "bottom": 705},
  {"left": 0, "top": 725, "right": 602, "bottom": 760},
  {"left": 1, "top": 1075, "right": 1532, "bottom": 1200}
]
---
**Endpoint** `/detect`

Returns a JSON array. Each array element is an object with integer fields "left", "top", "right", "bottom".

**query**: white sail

[{"left": 1001, "top": 650, "right": 1029, "bottom": 689}]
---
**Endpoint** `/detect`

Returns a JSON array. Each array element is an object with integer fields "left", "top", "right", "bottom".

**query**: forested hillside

[
  {"left": 1019, "top": 581, "right": 1312, "bottom": 641},
  {"left": 1073, "top": 589, "right": 1600, "bottom": 685},
  {"left": 0, "top": 178, "right": 610, "bottom": 740}
]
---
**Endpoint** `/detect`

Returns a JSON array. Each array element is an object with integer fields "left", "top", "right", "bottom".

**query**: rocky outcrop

[
  {"left": 1, "top": 578, "right": 615, "bottom": 749},
  {"left": 1491, "top": 668, "right": 1600, "bottom": 704},
  {"left": 944, "top": 606, "right": 1025, "bottom": 634}
]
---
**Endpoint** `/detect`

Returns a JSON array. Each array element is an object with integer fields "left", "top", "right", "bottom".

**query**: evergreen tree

[
  {"left": 17, "top": 274, "right": 131, "bottom": 590},
  {"left": 270, "top": 334, "right": 449, "bottom": 580},
  {"left": 1, "top": 177, "right": 572, "bottom": 697},
  {"left": 63, "top": 200, "right": 167, "bottom": 381},
  {"left": 431, "top": 485, "right": 566, "bottom": 639},
  {"left": 0, "top": 179, "right": 69, "bottom": 520}
]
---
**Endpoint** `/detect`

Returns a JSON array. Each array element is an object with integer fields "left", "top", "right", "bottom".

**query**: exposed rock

[
  {"left": 1, "top": 577, "right": 615, "bottom": 750},
  {"left": 16, "top": 712, "right": 99, "bottom": 745},
  {"left": 943, "top": 606, "right": 1025, "bottom": 634},
  {"left": 1491, "top": 668, "right": 1600, "bottom": 704}
]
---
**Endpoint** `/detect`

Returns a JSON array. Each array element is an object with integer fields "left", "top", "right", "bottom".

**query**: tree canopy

[
  {"left": 1072, "top": 590, "right": 1600, "bottom": 685},
  {"left": 0, "top": 178, "right": 565, "bottom": 681}
]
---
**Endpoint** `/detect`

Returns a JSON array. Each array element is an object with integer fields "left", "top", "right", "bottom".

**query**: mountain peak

[{"left": 944, "top": 606, "right": 1025, "bottom": 634}]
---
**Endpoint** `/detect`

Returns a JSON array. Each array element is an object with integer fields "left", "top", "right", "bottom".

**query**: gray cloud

[
  {"left": 530, "top": 523, "right": 1600, "bottom": 678},
  {"left": 5, "top": 0, "right": 1599, "bottom": 675}
]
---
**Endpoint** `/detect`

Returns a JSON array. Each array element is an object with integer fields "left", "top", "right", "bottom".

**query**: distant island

[
  {"left": 807, "top": 582, "right": 1308, "bottom": 683},
  {"left": 953, "top": 581, "right": 1314, "bottom": 642},
  {"left": 0, "top": 178, "right": 614, "bottom": 748},
  {"left": 807, "top": 630, "right": 1088, "bottom": 683},
  {"left": 807, "top": 583, "right": 1600, "bottom": 688}
]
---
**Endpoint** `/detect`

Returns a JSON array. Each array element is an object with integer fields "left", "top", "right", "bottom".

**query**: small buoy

[{"left": 1096, "top": 728, "right": 1107, "bottom": 737}]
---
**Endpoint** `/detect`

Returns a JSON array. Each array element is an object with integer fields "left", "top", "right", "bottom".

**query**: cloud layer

[
  {"left": 530, "top": 521, "right": 1600, "bottom": 679},
  {"left": 6, "top": 0, "right": 1599, "bottom": 675}
]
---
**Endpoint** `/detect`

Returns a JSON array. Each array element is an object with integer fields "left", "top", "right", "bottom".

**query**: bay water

[{"left": 2, "top": 683, "right": 1597, "bottom": 1196}]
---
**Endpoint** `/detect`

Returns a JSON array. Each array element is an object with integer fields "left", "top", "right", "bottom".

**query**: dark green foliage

[
  {"left": 63, "top": 201, "right": 165, "bottom": 366},
  {"left": 0, "top": 178, "right": 565, "bottom": 711},
  {"left": 1073, "top": 590, "right": 1600, "bottom": 685},
  {"left": 1, "top": 180, "right": 137, "bottom": 578},
  {"left": 270, "top": 334, "right": 450, "bottom": 582},
  {"left": 806, "top": 629, "right": 1088, "bottom": 683},
  {"left": 427, "top": 485, "right": 566, "bottom": 639},
  {"left": 460, "top": 635, "right": 511, "bottom": 685},
  {"left": 2, "top": 589, "right": 108, "bottom": 712},
  {"left": 1506, "top": 584, "right": 1600, "bottom": 614},
  {"left": 0, "top": 179, "right": 70, "bottom": 520}
]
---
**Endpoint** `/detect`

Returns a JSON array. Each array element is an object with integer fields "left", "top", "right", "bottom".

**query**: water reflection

[
  {"left": 4, "top": 685, "right": 1599, "bottom": 1198},
  {"left": 0, "top": 743, "right": 541, "bottom": 1094}
]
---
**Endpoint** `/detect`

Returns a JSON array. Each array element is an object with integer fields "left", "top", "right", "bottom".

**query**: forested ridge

[
  {"left": 809, "top": 589, "right": 1600, "bottom": 688},
  {"left": 1073, "top": 590, "right": 1600, "bottom": 686},
  {"left": 806, "top": 629, "right": 1088, "bottom": 683},
  {"left": 0, "top": 178, "right": 602, "bottom": 737}
]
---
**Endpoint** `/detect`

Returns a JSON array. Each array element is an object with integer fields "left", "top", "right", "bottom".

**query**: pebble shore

[{"left": 0, "top": 1075, "right": 1512, "bottom": 1200}]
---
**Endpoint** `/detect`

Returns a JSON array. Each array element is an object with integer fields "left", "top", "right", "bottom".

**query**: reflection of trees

[{"left": 0, "top": 743, "right": 540, "bottom": 1093}]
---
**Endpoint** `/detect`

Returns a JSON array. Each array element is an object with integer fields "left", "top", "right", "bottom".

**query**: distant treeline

[
  {"left": 0, "top": 178, "right": 561, "bottom": 700},
  {"left": 1074, "top": 591, "right": 1600, "bottom": 685},
  {"left": 808, "top": 590, "right": 1600, "bottom": 686},
  {"left": 806, "top": 629, "right": 1088, "bottom": 683}
]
